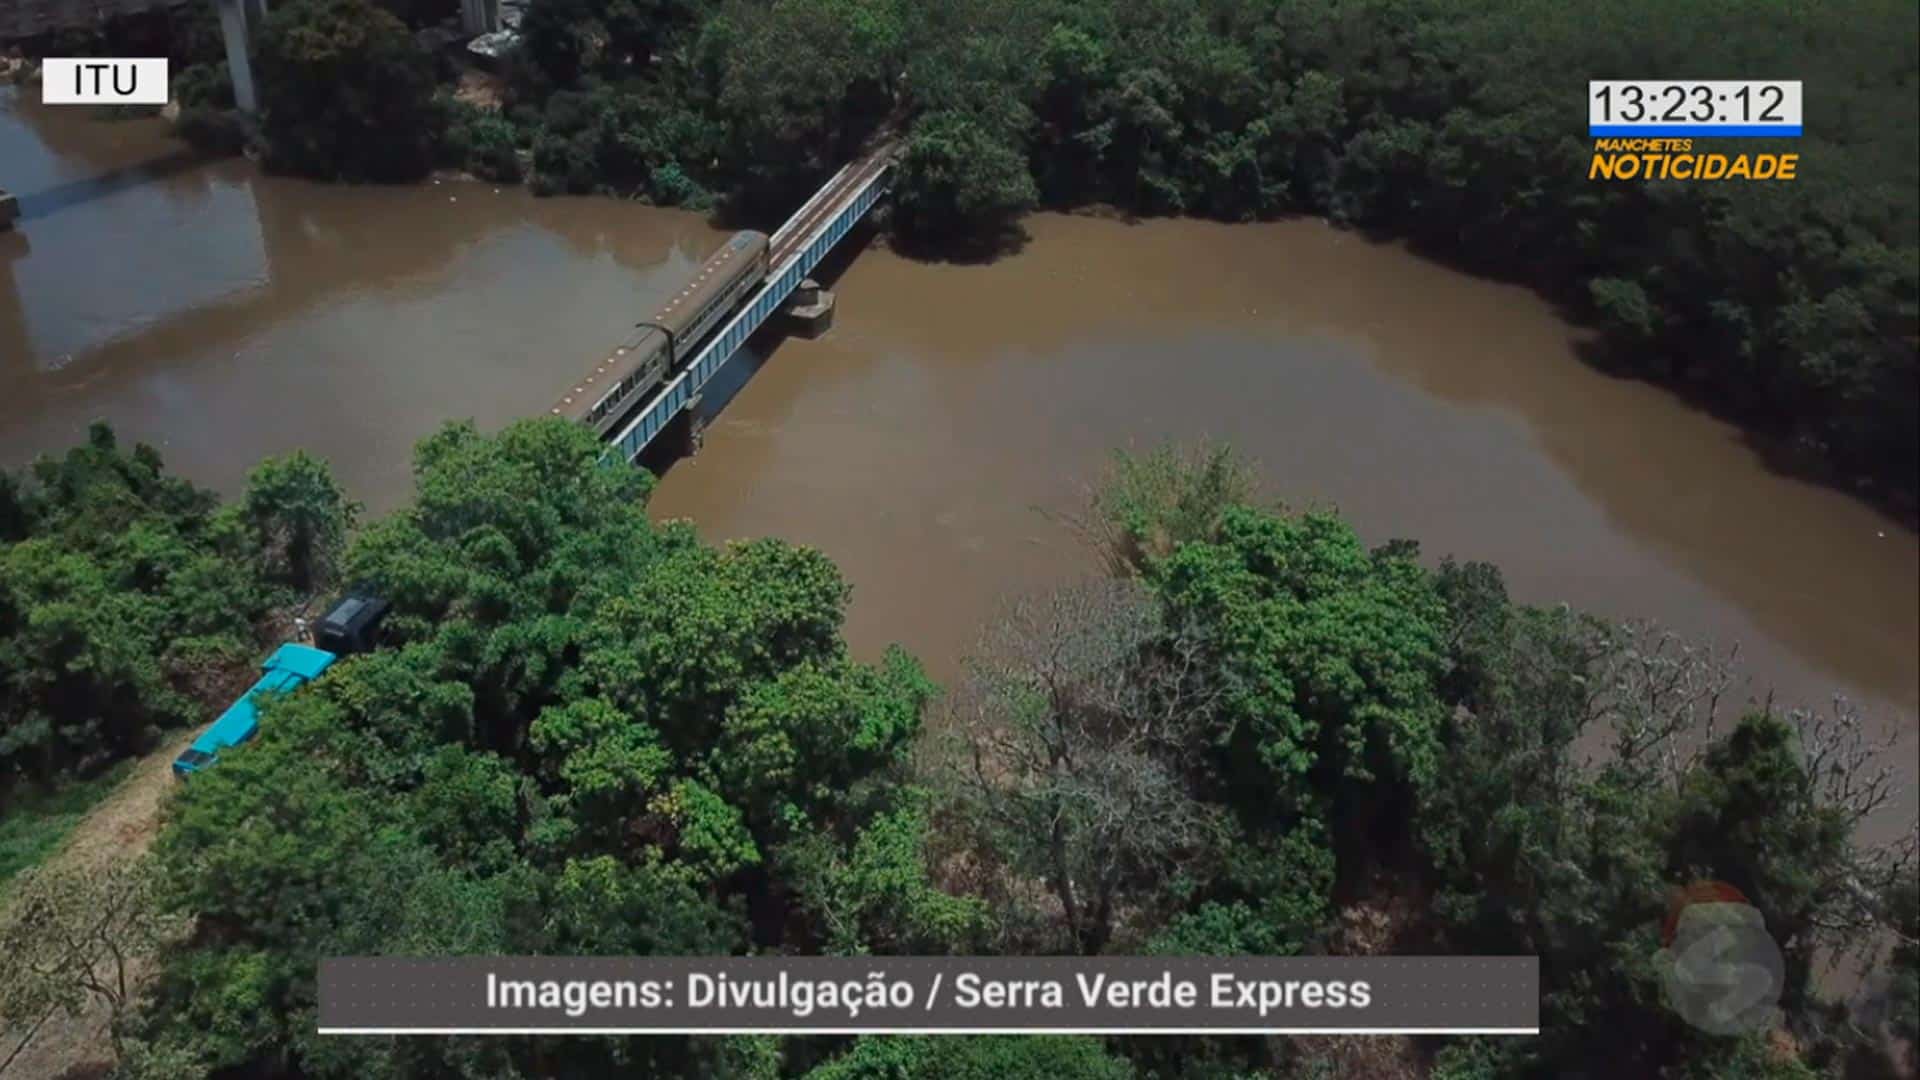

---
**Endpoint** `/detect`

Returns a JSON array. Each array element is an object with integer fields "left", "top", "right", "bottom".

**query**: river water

[{"left": 5, "top": 92, "right": 1915, "bottom": 841}]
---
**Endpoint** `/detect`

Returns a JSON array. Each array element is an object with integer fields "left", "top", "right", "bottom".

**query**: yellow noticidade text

[{"left": 1588, "top": 139, "right": 1798, "bottom": 181}]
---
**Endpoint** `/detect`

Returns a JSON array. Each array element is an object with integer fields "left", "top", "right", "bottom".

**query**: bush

[
  {"left": 532, "top": 130, "right": 598, "bottom": 194},
  {"left": 171, "top": 61, "right": 232, "bottom": 109},
  {"left": 467, "top": 114, "right": 525, "bottom": 182},
  {"left": 175, "top": 106, "right": 247, "bottom": 156},
  {"left": 437, "top": 100, "right": 526, "bottom": 181},
  {"left": 647, "top": 161, "right": 709, "bottom": 208}
]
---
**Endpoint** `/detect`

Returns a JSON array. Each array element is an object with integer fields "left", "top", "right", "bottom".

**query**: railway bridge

[{"left": 601, "top": 141, "right": 896, "bottom": 465}]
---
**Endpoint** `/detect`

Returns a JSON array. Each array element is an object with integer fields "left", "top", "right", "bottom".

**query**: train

[
  {"left": 171, "top": 590, "right": 389, "bottom": 778},
  {"left": 549, "top": 229, "right": 771, "bottom": 439}
]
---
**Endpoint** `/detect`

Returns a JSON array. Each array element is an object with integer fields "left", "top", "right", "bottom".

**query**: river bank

[
  {"left": 5, "top": 89, "right": 1915, "bottom": 833},
  {"left": 11, "top": 0, "right": 1916, "bottom": 518},
  {"left": 649, "top": 212, "right": 1918, "bottom": 825}
]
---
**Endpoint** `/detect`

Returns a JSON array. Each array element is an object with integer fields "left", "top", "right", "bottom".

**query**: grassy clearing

[{"left": 0, "top": 760, "right": 137, "bottom": 895}]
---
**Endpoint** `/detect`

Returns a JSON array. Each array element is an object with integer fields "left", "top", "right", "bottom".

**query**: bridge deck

[
  {"left": 604, "top": 143, "right": 894, "bottom": 464},
  {"left": 2, "top": 0, "right": 187, "bottom": 39}
]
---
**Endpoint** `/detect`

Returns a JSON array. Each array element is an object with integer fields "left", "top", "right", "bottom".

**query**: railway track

[{"left": 767, "top": 142, "right": 897, "bottom": 270}]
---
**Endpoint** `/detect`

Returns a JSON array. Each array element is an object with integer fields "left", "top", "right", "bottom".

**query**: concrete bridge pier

[
  {"left": 665, "top": 393, "right": 706, "bottom": 458},
  {"left": 786, "top": 277, "right": 835, "bottom": 338},
  {"left": 213, "top": 0, "right": 260, "bottom": 114}
]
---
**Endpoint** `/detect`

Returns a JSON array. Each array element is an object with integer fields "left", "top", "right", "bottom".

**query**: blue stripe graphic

[{"left": 1590, "top": 125, "right": 1801, "bottom": 138}]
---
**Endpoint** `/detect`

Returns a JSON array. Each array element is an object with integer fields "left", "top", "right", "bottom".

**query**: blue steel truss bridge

[{"left": 600, "top": 140, "right": 897, "bottom": 465}]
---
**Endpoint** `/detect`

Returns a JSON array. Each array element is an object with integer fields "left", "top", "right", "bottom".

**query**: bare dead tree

[
  {"left": 936, "top": 579, "right": 1229, "bottom": 954},
  {"left": 1779, "top": 697, "right": 1916, "bottom": 948},
  {"left": 0, "top": 857, "right": 186, "bottom": 1069},
  {"left": 1582, "top": 619, "right": 1748, "bottom": 789},
  {"left": 1574, "top": 622, "right": 1917, "bottom": 956},
  {"left": 1790, "top": 695, "right": 1904, "bottom": 830}
]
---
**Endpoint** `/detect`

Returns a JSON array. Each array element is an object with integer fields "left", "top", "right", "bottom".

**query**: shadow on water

[
  {"left": 884, "top": 213, "right": 1030, "bottom": 265},
  {"left": 1345, "top": 215, "right": 1920, "bottom": 531},
  {"left": 11, "top": 147, "right": 213, "bottom": 220}
]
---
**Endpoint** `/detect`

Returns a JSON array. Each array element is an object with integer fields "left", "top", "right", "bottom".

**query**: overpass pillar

[
  {"left": 214, "top": 0, "right": 260, "bottom": 115},
  {"left": 460, "top": 0, "right": 500, "bottom": 35}
]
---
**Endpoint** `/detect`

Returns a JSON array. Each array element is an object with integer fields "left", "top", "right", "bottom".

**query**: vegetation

[
  {"left": 101, "top": 0, "right": 1910, "bottom": 503},
  {"left": 254, "top": 0, "right": 443, "bottom": 182},
  {"left": 1, "top": 858, "right": 186, "bottom": 1064},
  {"left": 119, "top": 419, "right": 960, "bottom": 1076},
  {"left": 12, "top": 0, "right": 1911, "bottom": 1073},
  {"left": 0, "top": 760, "right": 132, "bottom": 893},
  {"left": 412, "top": 0, "right": 1915, "bottom": 503},
  {"left": 0, "top": 425, "right": 262, "bottom": 791},
  {"left": 0, "top": 426, "right": 1871, "bottom": 1079},
  {"left": 0, "top": 424, "right": 354, "bottom": 820},
  {"left": 806, "top": 1035, "right": 1133, "bottom": 1079},
  {"left": 52, "top": 0, "right": 1915, "bottom": 501}
]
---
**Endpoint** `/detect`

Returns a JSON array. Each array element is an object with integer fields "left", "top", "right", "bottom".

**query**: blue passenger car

[{"left": 171, "top": 643, "right": 337, "bottom": 777}]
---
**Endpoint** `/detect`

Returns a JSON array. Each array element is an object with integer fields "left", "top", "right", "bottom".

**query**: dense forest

[
  {"left": 0, "top": 425, "right": 353, "bottom": 798},
  {"left": 111, "top": 0, "right": 1920, "bottom": 508},
  {"left": 2, "top": 424, "right": 1913, "bottom": 1078}
]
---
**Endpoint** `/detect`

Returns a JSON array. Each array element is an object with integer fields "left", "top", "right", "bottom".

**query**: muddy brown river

[{"left": 5, "top": 91, "right": 1916, "bottom": 842}]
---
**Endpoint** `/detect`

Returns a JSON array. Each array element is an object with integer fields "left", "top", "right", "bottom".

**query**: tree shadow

[
  {"left": 1567, "top": 328, "right": 1920, "bottom": 531},
  {"left": 1339, "top": 213, "right": 1920, "bottom": 530},
  {"left": 884, "top": 216, "right": 1030, "bottom": 265}
]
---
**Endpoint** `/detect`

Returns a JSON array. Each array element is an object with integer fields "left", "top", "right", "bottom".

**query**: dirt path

[{"left": 0, "top": 730, "right": 196, "bottom": 1080}]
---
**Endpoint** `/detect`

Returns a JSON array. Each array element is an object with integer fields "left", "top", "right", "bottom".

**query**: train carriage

[{"left": 551, "top": 230, "right": 771, "bottom": 439}]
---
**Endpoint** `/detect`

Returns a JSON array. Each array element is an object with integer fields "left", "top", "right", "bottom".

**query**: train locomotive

[{"left": 550, "top": 229, "right": 771, "bottom": 438}]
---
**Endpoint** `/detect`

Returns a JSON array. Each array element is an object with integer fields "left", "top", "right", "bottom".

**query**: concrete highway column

[
  {"left": 214, "top": 0, "right": 259, "bottom": 115},
  {"left": 460, "top": 0, "right": 500, "bottom": 35}
]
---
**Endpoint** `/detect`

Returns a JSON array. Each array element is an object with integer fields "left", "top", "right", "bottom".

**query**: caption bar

[{"left": 320, "top": 956, "right": 1537, "bottom": 1034}]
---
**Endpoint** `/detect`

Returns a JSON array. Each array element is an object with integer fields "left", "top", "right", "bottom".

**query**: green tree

[
  {"left": 892, "top": 108, "right": 1037, "bottom": 252},
  {"left": 1418, "top": 555, "right": 1904, "bottom": 1077},
  {"left": 1150, "top": 505, "right": 1447, "bottom": 882},
  {"left": 135, "top": 419, "right": 949, "bottom": 1077},
  {"left": 236, "top": 450, "right": 357, "bottom": 594},
  {"left": 1888, "top": 868, "right": 1919, "bottom": 1073},
  {"left": 704, "top": 0, "right": 901, "bottom": 211},
  {"left": 0, "top": 426, "right": 272, "bottom": 787},
  {"left": 255, "top": 0, "right": 442, "bottom": 181}
]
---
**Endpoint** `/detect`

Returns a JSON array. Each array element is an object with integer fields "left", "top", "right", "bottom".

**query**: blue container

[{"left": 172, "top": 643, "right": 336, "bottom": 777}]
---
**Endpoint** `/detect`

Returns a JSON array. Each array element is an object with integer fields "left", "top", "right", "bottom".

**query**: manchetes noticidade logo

[
  {"left": 1588, "top": 138, "right": 1800, "bottom": 182},
  {"left": 1652, "top": 880, "right": 1787, "bottom": 1035}
]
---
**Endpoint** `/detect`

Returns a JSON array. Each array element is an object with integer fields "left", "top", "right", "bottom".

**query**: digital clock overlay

[{"left": 1589, "top": 81, "right": 1803, "bottom": 137}]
